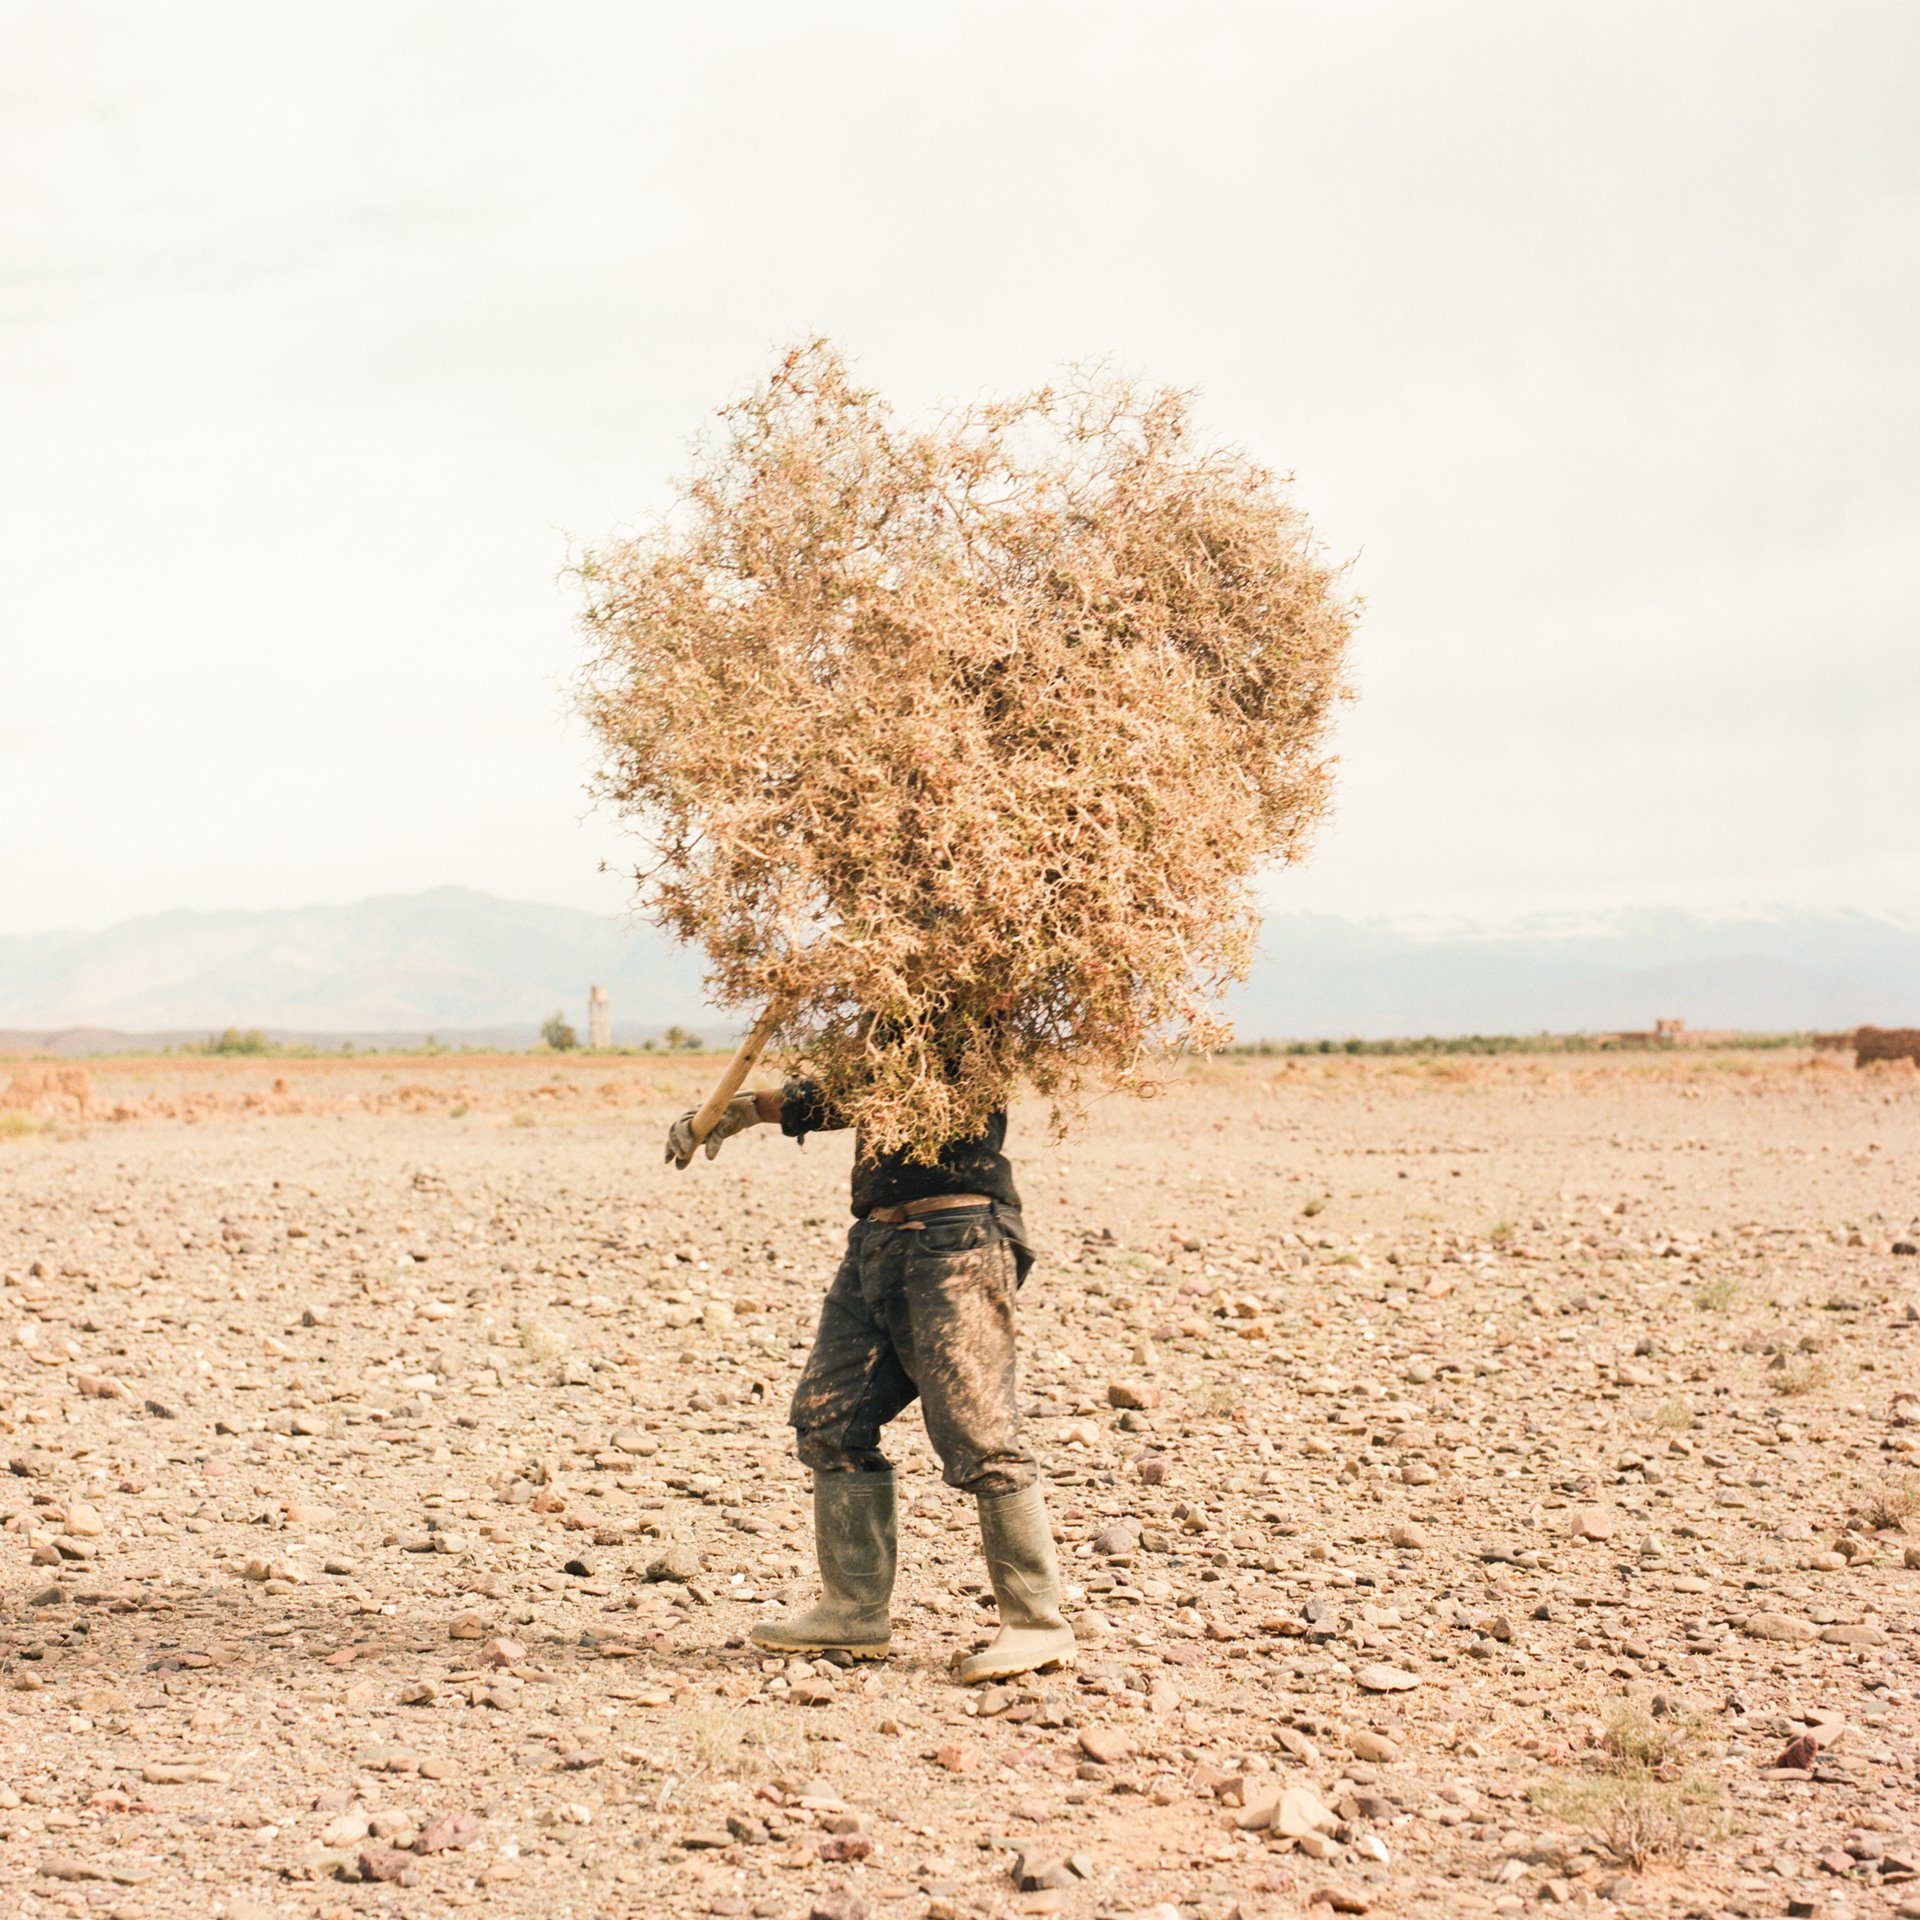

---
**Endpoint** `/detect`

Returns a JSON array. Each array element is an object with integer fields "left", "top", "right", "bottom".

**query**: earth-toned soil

[{"left": 3, "top": 1048, "right": 1918, "bottom": 1920}]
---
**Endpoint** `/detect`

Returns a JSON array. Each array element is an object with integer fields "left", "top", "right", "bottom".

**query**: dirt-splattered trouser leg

[{"left": 788, "top": 1206, "right": 1036, "bottom": 1496}]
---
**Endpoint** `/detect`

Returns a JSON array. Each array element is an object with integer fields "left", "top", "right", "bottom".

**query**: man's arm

[
  {"left": 664, "top": 1089, "right": 768, "bottom": 1168},
  {"left": 665, "top": 1079, "right": 847, "bottom": 1169}
]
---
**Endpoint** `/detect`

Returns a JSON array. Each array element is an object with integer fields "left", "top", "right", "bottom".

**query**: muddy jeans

[{"left": 788, "top": 1202, "right": 1036, "bottom": 1497}]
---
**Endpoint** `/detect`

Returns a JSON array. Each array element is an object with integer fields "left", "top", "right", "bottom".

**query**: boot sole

[
  {"left": 957, "top": 1650, "right": 1075, "bottom": 1685},
  {"left": 748, "top": 1634, "right": 891, "bottom": 1660}
]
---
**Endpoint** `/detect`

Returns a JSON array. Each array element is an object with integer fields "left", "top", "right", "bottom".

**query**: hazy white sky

[{"left": 3, "top": 0, "right": 1915, "bottom": 937}]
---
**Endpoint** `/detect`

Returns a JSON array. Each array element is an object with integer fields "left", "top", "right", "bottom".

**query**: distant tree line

[{"left": 1230, "top": 1032, "right": 1813, "bottom": 1057}]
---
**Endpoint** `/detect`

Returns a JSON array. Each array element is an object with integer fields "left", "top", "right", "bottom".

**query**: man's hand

[{"left": 665, "top": 1091, "right": 765, "bottom": 1169}]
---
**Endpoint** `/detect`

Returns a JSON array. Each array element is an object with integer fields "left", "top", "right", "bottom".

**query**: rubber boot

[
  {"left": 957, "top": 1483, "right": 1076, "bottom": 1683},
  {"left": 750, "top": 1472, "right": 895, "bottom": 1659}
]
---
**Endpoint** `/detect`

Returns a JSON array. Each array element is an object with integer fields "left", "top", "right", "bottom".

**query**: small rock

[
  {"left": 38, "top": 1858, "right": 107, "bottom": 1883},
  {"left": 1347, "top": 1728, "right": 1401, "bottom": 1764},
  {"left": 61, "top": 1502, "right": 106, "bottom": 1538},
  {"left": 1012, "top": 1851, "right": 1076, "bottom": 1892},
  {"left": 320, "top": 1810, "right": 370, "bottom": 1848},
  {"left": 807, "top": 1893, "right": 868, "bottom": 1920},
  {"left": 1236, "top": 1766, "right": 1282, "bottom": 1827},
  {"left": 1078, "top": 1727, "right": 1133, "bottom": 1766},
  {"left": 1306, "top": 1888, "right": 1370, "bottom": 1915},
  {"left": 647, "top": 1546, "right": 702, "bottom": 1583},
  {"left": 448, "top": 1612, "right": 487, "bottom": 1640},
  {"left": 1569, "top": 1506, "right": 1618, "bottom": 1541},
  {"left": 1743, "top": 1611, "right": 1819, "bottom": 1643},
  {"left": 1389, "top": 1521, "right": 1429, "bottom": 1551},
  {"left": 1275, "top": 1784, "right": 1339, "bottom": 1839},
  {"left": 1106, "top": 1382, "right": 1161, "bottom": 1411},
  {"left": 355, "top": 1846, "right": 418, "bottom": 1884},
  {"left": 1353, "top": 1663, "right": 1420, "bottom": 1693},
  {"left": 413, "top": 1811, "right": 483, "bottom": 1853}
]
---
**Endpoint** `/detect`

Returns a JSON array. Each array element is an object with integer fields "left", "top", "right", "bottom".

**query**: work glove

[{"left": 665, "top": 1092, "right": 761, "bottom": 1169}]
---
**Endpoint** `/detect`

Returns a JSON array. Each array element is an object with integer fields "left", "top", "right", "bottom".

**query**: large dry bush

[{"left": 575, "top": 342, "right": 1353, "bottom": 1157}]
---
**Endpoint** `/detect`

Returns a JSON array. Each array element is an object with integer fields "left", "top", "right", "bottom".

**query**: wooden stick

[{"left": 688, "top": 1003, "right": 784, "bottom": 1147}]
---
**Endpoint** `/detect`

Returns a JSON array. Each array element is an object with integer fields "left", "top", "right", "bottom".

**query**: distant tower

[{"left": 587, "top": 983, "right": 611, "bottom": 1050}]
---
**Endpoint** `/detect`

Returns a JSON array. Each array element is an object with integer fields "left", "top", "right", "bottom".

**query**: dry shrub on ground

[
  {"left": 1858, "top": 1475, "right": 1920, "bottom": 1532},
  {"left": 576, "top": 342, "right": 1354, "bottom": 1156},
  {"left": 1537, "top": 1700, "right": 1719, "bottom": 1871}
]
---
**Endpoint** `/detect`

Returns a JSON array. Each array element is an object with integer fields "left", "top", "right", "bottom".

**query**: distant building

[
  {"left": 1594, "top": 1018, "right": 1738, "bottom": 1049},
  {"left": 587, "top": 984, "right": 610, "bottom": 1051},
  {"left": 1595, "top": 1018, "right": 1686, "bottom": 1049}
]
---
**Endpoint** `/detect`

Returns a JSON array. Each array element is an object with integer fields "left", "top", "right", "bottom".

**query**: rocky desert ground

[{"left": 2, "top": 1046, "right": 1918, "bottom": 1920}]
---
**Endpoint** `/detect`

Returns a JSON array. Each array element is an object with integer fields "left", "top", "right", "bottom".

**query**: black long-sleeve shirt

[{"left": 778, "top": 1078, "right": 1019, "bottom": 1218}]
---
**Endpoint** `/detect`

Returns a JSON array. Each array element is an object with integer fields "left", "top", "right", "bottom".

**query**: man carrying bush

[{"left": 666, "top": 1082, "right": 1075, "bottom": 1684}]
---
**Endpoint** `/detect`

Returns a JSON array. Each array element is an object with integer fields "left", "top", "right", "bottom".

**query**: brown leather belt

[{"left": 865, "top": 1192, "right": 994, "bottom": 1229}]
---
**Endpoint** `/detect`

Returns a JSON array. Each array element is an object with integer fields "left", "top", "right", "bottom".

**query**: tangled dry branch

[{"left": 575, "top": 342, "right": 1355, "bottom": 1157}]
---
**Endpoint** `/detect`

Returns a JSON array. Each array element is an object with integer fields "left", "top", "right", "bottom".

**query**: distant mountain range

[
  {"left": 0, "top": 888, "right": 1914, "bottom": 1054},
  {"left": 1227, "top": 905, "right": 1918, "bottom": 1040}
]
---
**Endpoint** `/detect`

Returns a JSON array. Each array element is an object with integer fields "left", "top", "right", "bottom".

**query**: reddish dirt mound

[{"left": 0, "top": 1065, "right": 95, "bottom": 1119}]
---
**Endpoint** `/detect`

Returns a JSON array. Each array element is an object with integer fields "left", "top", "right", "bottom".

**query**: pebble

[
  {"left": 1568, "top": 1505, "right": 1618, "bottom": 1541},
  {"left": 1353, "top": 1663, "right": 1420, "bottom": 1693},
  {"left": 1078, "top": 1728, "right": 1133, "bottom": 1766},
  {"left": 647, "top": 1546, "right": 702, "bottom": 1583},
  {"left": 1819, "top": 1622, "right": 1887, "bottom": 1646},
  {"left": 1743, "top": 1611, "right": 1819, "bottom": 1643},
  {"left": 1307, "top": 1886, "right": 1371, "bottom": 1914},
  {"left": 414, "top": 1811, "right": 483, "bottom": 1853},
  {"left": 1275, "top": 1784, "right": 1339, "bottom": 1839},
  {"left": 355, "top": 1845, "right": 418, "bottom": 1884}
]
